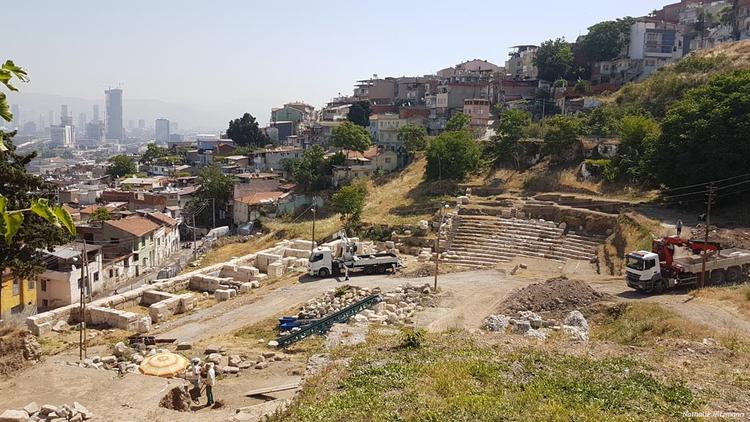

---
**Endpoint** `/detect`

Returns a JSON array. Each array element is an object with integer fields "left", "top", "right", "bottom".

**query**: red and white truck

[{"left": 626, "top": 236, "right": 750, "bottom": 294}]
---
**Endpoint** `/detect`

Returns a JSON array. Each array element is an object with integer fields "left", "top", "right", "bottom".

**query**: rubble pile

[
  {"left": 0, "top": 330, "right": 41, "bottom": 377},
  {"left": 202, "top": 345, "right": 287, "bottom": 373},
  {"left": 296, "top": 284, "right": 434, "bottom": 328},
  {"left": 498, "top": 277, "right": 608, "bottom": 317},
  {"left": 1, "top": 401, "right": 94, "bottom": 421},
  {"left": 483, "top": 310, "right": 590, "bottom": 342},
  {"left": 67, "top": 341, "right": 147, "bottom": 374}
]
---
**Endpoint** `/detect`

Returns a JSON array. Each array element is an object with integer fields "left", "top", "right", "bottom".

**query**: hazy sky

[{"left": 6, "top": 0, "right": 662, "bottom": 129}]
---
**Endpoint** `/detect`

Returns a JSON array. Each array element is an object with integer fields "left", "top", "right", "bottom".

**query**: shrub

[{"left": 399, "top": 328, "right": 426, "bottom": 349}]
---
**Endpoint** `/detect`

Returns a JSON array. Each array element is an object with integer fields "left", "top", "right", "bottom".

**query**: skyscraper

[
  {"left": 138, "top": 119, "right": 146, "bottom": 131},
  {"left": 60, "top": 104, "right": 72, "bottom": 125},
  {"left": 48, "top": 111, "right": 54, "bottom": 129},
  {"left": 92, "top": 104, "right": 100, "bottom": 122},
  {"left": 10, "top": 104, "right": 19, "bottom": 125},
  {"left": 105, "top": 88, "right": 123, "bottom": 142},
  {"left": 155, "top": 118, "right": 170, "bottom": 144},
  {"left": 78, "top": 112, "right": 87, "bottom": 130}
]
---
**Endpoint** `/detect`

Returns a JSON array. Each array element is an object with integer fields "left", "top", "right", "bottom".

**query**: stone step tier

[{"left": 441, "top": 215, "right": 604, "bottom": 268}]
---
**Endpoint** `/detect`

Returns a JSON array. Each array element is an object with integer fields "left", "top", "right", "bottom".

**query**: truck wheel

[
  {"left": 376, "top": 264, "right": 386, "bottom": 274},
  {"left": 319, "top": 268, "right": 330, "bottom": 278},
  {"left": 653, "top": 280, "right": 665, "bottom": 295},
  {"left": 710, "top": 270, "right": 726, "bottom": 285},
  {"left": 727, "top": 267, "right": 742, "bottom": 283}
]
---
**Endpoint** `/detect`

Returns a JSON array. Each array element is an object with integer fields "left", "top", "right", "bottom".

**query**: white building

[
  {"left": 629, "top": 21, "right": 684, "bottom": 78},
  {"left": 37, "top": 243, "right": 103, "bottom": 310},
  {"left": 155, "top": 118, "right": 170, "bottom": 144},
  {"left": 50, "top": 125, "right": 75, "bottom": 148}
]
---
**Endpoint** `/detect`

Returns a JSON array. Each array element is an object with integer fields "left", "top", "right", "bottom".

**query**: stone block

[
  {"left": 0, "top": 409, "right": 29, "bottom": 422},
  {"left": 141, "top": 290, "right": 175, "bottom": 306},
  {"left": 22, "top": 402, "right": 39, "bottom": 416},
  {"left": 87, "top": 306, "right": 138, "bottom": 330},
  {"left": 267, "top": 262, "right": 284, "bottom": 278},
  {"left": 292, "top": 239, "right": 315, "bottom": 250},
  {"left": 239, "top": 283, "right": 253, "bottom": 294},
  {"left": 215, "top": 289, "right": 233, "bottom": 302}
]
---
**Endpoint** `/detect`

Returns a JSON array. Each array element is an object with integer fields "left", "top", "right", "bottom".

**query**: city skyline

[{"left": 6, "top": 0, "right": 662, "bottom": 130}]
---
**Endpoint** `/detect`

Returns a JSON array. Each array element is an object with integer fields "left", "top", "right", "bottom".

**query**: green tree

[
  {"left": 285, "top": 145, "right": 331, "bottom": 191},
  {"left": 0, "top": 132, "right": 74, "bottom": 280},
  {"left": 190, "top": 164, "right": 234, "bottom": 226},
  {"left": 491, "top": 109, "right": 532, "bottom": 168},
  {"left": 89, "top": 207, "right": 112, "bottom": 224},
  {"left": 346, "top": 101, "right": 371, "bottom": 127},
  {"left": 227, "top": 113, "right": 270, "bottom": 147},
  {"left": 606, "top": 115, "right": 661, "bottom": 183},
  {"left": 446, "top": 112, "right": 471, "bottom": 132},
  {"left": 0, "top": 60, "right": 28, "bottom": 140},
  {"left": 580, "top": 18, "right": 635, "bottom": 62},
  {"left": 331, "top": 121, "right": 372, "bottom": 152},
  {"left": 398, "top": 123, "right": 427, "bottom": 155},
  {"left": 107, "top": 155, "right": 137, "bottom": 179},
  {"left": 656, "top": 70, "right": 750, "bottom": 187},
  {"left": 542, "top": 115, "right": 582, "bottom": 159},
  {"left": 139, "top": 143, "right": 168, "bottom": 165},
  {"left": 331, "top": 180, "right": 368, "bottom": 226},
  {"left": 534, "top": 38, "right": 574, "bottom": 82},
  {"left": 425, "top": 130, "right": 481, "bottom": 181}
]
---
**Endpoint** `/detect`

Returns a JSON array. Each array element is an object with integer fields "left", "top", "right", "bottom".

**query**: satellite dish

[{"left": 249, "top": 210, "right": 260, "bottom": 221}]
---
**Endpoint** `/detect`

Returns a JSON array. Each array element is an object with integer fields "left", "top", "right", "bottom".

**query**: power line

[{"left": 661, "top": 173, "right": 750, "bottom": 194}]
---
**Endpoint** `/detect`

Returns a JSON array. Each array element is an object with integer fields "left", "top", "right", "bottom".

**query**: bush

[
  {"left": 399, "top": 328, "right": 426, "bottom": 349},
  {"left": 425, "top": 130, "right": 481, "bottom": 181},
  {"left": 522, "top": 173, "right": 560, "bottom": 192}
]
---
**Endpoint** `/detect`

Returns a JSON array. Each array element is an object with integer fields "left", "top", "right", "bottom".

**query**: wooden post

[{"left": 699, "top": 183, "right": 716, "bottom": 289}]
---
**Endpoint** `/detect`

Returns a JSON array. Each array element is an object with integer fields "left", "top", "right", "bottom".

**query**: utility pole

[
  {"left": 699, "top": 183, "right": 717, "bottom": 289},
  {"left": 211, "top": 199, "right": 216, "bottom": 229},
  {"left": 192, "top": 213, "right": 197, "bottom": 255},
  {"left": 311, "top": 200, "right": 317, "bottom": 252},
  {"left": 433, "top": 204, "right": 444, "bottom": 291},
  {"left": 78, "top": 240, "right": 88, "bottom": 360},
  {"left": 82, "top": 240, "right": 89, "bottom": 359}
]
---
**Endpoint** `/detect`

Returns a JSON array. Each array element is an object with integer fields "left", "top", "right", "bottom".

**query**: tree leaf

[
  {"left": 53, "top": 206, "right": 76, "bottom": 236},
  {"left": 0, "top": 195, "right": 6, "bottom": 213},
  {"left": 0, "top": 92, "right": 12, "bottom": 122},
  {"left": 31, "top": 198, "right": 61, "bottom": 227},
  {"left": 2, "top": 211, "right": 23, "bottom": 243},
  {"left": 1, "top": 60, "right": 29, "bottom": 83}
]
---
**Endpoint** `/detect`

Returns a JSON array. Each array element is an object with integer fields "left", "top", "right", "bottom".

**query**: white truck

[
  {"left": 308, "top": 231, "right": 400, "bottom": 278},
  {"left": 626, "top": 241, "right": 750, "bottom": 294}
]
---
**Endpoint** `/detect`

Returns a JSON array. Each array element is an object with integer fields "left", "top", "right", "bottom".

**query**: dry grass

[
  {"left": 490, "top": 164, "right": 657, "bottom": 201},
  {"left": 264, "top": 214, "right": 341, "bottom": 241},
  {"left": 361, "top": 157, "right": 436, "bottom": 226},
  {"left": 600, "top": 213, "right": 664, "bottom": 276},
  {"left": 691, "top": 284, "right": 750, "bottom": 317},
  {"left": 193, "top": 235, "right": 278, "bottom": 269}
]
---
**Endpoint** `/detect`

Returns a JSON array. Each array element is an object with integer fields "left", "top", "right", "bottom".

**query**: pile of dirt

[
  {"left": 691, "top": 225, "right": 750, "bottom": 250},
  {"left": 498, "top": 277, "right": 610, "bottom": 317},
  {"left": 0, "top": 329, "right": 41, "bottom": 377},
  {"left": 159, "top": 386, "right": 193, "bottom": 412}
]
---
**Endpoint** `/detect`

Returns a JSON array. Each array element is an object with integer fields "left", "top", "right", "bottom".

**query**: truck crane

[
  {"left": 626, "top": 236, "right": 750, "bottom": 294},
  {"left": 308, "top": 230, "right": 400, "bottom": 278}
]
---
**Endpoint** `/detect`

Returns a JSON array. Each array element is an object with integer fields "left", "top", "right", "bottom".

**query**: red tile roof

[
  {"left": 105, "top": 216, "right": 160, "bottom": 237},
  {"left": 147, "top": 212, "right": 178, "bottom": 227},
  {"left": 236, "top": 191, "right": 284, "bottom": 205}
]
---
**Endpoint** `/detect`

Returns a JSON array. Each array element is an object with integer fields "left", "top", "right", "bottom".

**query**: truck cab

[
  {"left": 625, "top": 251, "right": 664, "bottom": 292},
  {"left": 309, "top": 247, "right": 334, "bottom": 277}
]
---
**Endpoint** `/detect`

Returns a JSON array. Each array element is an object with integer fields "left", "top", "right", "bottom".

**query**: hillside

[{"left": 615, "top": 40, "right": 750, "bottom": 118}]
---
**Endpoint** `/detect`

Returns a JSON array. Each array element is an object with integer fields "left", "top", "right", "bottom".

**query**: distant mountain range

[{"left": 8, "top": 92, "right": 229, "bottom": 133}]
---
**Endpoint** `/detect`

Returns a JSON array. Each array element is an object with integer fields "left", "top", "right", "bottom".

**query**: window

[
  {"left": 94, "top": 272, "right": 99, "bottom": 282},
  {"left": 42, "top": 299, "right": 49, "bottom": 308},
  {"left": 27, "top": 280, "right": 35, "bottom": 290},
  {"left": 12, "top": 279, "right": 20, "bottom": 296},
  {"left": 41, "top": 279, "right": 47, "bottom": 292},
  {"left": 109, "top": 269, "right": 114, "bottom": 278},
  {"left": 309, "top": 253, "right": 324, "bottom": 263},
  {"left": 645, "top": 259, "right": 656, "bottom": 270},
  {"left": 77, "top": 278, "right": 83, "bottom": 289}
]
